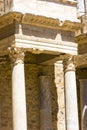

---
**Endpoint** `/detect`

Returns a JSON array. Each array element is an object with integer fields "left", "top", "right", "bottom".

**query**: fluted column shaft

[
  {"left": 63, "top": 56, "right": 79, "bottom": 130},
  {"left": 9, "top": 47, "right": 27, "bottom": 130}
]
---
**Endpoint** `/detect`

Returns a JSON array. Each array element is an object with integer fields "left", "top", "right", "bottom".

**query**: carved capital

[
  {"left": 63, "top": 56, "right": 75, "bottom": 72},
  {"left": 8, "top": 46, "right": 25, "bottom": 64}
]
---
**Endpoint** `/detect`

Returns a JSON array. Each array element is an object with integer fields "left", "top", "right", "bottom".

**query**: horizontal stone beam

[
  {"left": 39, "top": 53, "right": 87, "bottom": 67},
  {"left": 38, "top": 54, "right": 65, "bottom": 65},
  {"left": 15, "top": 38, "right": 77, "bottom": 55}
]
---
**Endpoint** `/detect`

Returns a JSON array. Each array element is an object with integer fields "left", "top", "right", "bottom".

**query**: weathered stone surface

[
  {"left": 0, "top": 60, "right": 12, "bottom": 130},
  {"left": 39, "top": 76, "right": 52, "bottom": 130},
  {"left": 25, "top": 64, "right": 40, "bottom": 130},
  {"left": 0, "top": 0, "right": 86, "bottom": 130},
  {"left": 41, "top": 65, "right": 58, "bottom": 130},
  {"left": 76, "top": 68, "right": 87, "bottom": 130},
  {"left": 55, "top": 61, "right": 65, "bottom": 130},
  {"left": 0, "top": 55, "right": 66, "bottom": 130}
]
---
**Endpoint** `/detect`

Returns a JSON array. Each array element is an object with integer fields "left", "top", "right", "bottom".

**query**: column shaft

[
  {"left": 9, "top": 47, "right": 27, "bottom": 130},
  {"left": 39, "top": 76, "right": 52, "bottom": 130},
  {"left": 63, "top": 56, "right": 79, "bottom": 130}
]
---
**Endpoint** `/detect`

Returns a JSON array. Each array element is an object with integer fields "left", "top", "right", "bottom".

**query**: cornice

[
  {"left": 0, "top": 12, "right": 23, "bottom": 28},
  {"left": 0, "top": 12, "right": 83, "bottom": 32},
  {"left": 22, "top": 13, "right": 83, "bottom": 32}
]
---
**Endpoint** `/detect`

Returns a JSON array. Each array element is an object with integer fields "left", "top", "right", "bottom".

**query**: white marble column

[
  {"left": 9, "top": 47, "right": 27, "bottom": 130},
  {"left": 63, "top": 56, "right": 79, "bottom": 130}
]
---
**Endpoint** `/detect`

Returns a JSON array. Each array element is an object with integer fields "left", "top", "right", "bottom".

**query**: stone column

[
  {"left": 63, "top": 56, "right": 79, "bottom": 130},
  {"left": 39, "top": 76, "right": 52, "bottom": 130},
  {"left": 9, "top": 47, "right": 27, "bottom": 130}
]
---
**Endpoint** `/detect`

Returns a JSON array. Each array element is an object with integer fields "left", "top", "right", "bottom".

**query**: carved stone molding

[
  {"left": 8, "top": 46, "right": 25, "bottom": 64},
  {"left": 22, "top": 14, "right": 83, "bottom": 32},
  {"left": 0, "top": 12, "right": 23, "bottom": 29},
  {"left": 63, "top": 55, "right": 75, "bottom": 72},
  {"left": 0, "top": 12, "right": 83, "bottom": 32}
]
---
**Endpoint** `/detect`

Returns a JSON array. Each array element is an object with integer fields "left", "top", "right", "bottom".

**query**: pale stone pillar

[
  {"left": 63, "top": 56, "right": 79, "bottom": 130},
  {"left": 39, "top": 76, "right": 52, "bottom": 130},
  {"left": 9, "top": 47, "right": 27, "bottom": 130}
]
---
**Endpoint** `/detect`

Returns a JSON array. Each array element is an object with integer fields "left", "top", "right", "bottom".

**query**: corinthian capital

[
  {"left": 8, "top": 46, "right": 25, "bottom": 64},
  {"left": 63, "top": 55, "right": 75, "bottom": 72}
]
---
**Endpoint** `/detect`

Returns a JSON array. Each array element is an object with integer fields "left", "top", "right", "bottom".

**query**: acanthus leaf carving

[
  {"left": 63, "top": 55, "right": 75, "bottom": 72},
  {"left": 8, "top": 46, "right": 25, "bottom": 64}
]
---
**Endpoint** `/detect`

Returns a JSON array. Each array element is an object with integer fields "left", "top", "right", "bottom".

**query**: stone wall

[
  {"left": 25, "top": 64, "right": 40, "bottom": 130},
  {"left": 0, "top": 58, "right": 12, "bottom": 130}
]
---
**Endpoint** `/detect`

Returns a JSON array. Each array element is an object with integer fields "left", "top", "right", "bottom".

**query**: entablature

[{"left": 0, "top": 11, "right": 80, "bottom": 57}]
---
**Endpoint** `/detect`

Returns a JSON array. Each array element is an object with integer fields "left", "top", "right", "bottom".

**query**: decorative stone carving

[
  {"left": 0, "top": 12, "right": 23, "bottom": 29},
  {"left": 63, "top": 55, "right": 75, "bottom": 72},
  {"left": 0, "top": 12, "right": 83, "bottom": 31},
  {"left": 22, "top": 13, "right": 83, "bottom": 32},
  {"left": 8, "top": 46, "right": 25, "bottom": 64}
]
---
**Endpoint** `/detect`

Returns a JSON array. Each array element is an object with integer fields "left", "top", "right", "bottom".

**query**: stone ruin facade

[{"left": 0, "top": 0, "right": 87, "bottom": 130}]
